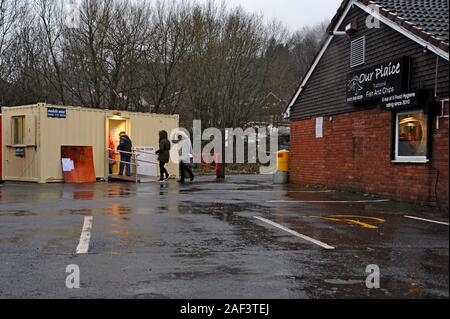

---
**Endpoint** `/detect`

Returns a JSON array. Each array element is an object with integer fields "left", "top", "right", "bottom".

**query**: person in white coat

[{"left": 175, "top": 132, "right": 195, "bottom": 184}]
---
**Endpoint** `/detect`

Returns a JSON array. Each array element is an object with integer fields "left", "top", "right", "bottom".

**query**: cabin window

[
  {"left": 350, "top": 36, "right": 365, "bottom": 68},
  {"left": 394, "top": 110, "right": 429, "bottom": 163},
  {"left": 12, "top": 116, "right": 25, "bottom": 145}
]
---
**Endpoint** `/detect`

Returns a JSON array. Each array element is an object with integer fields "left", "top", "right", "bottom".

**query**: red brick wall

[{"left": 290, "top": 103, "right": 449, "bottom": 209}]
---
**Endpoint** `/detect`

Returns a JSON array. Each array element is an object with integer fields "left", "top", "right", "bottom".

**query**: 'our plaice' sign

[
  {"left": 346, "top": 56, "right": 410, "bottom": 104},
  {"left": 47, "top": 107, "right": 67, "bottom": 119}
]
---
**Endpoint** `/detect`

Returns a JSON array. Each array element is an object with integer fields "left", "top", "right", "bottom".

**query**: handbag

[{"left": 189, "top": 154, "right": 197, "bottom": 169}]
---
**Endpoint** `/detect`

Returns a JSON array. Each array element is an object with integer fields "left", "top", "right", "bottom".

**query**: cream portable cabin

[{"left": 1, "top": 103, "right": 179, "bottom": 183}]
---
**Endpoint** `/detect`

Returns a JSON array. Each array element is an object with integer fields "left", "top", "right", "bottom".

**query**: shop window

[
  {"left": 316, "top": 117, "right": 324, "bottom": 138},
  {"left": 12, "top": 116, "right": 25, "bottom": 145},
  {"left": 395, "top": 110, "right": 429, "bottom": 163}
]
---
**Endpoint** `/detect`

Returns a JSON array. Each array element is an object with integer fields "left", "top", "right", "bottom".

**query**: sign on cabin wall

[
  {"left": 16, "top": 147, "right": 25, "bottom": 157},
  {"left": 346, "top": 56, "right": 411, "bottom": 104},
  {"left": 47, "top": 108, "right": 67, "bottom": 119}
]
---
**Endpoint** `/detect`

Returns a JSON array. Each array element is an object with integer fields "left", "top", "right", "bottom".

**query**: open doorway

[{"left": 107, "top": 117, "right": 130, "bottom": 176}]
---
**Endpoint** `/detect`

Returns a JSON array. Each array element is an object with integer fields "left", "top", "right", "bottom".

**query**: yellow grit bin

[{"left": 1, "top": 103, "right": 180, "bottom": 183}]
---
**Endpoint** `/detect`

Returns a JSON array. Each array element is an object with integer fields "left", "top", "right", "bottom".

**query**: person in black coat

[
  {"left": 156, "top": 130, "right": 171, "bottom": 181},
  {"left": 117, "top": 132, "right": 132, "bottom": 177}
]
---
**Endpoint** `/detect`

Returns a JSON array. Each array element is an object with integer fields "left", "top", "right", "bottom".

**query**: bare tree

[
  {"left": 139, "top": 0, "right": 195, "bottom": 114},
  {"left": 2, "top": 0, "right": 327, "bottom": 140},
  {"left": 35, "top": 0, "right": 66, "bottom": 104},
  {"left": 0, "top": 0, "right": 26, "bottom": 105},
  {"left": 180, "top": 3, "right": 272, "bottom": 178},
  {"left": 102, "top": 0, "right": 150, "bottom": 109},
  {"left": 182, "top": 3, "right": 267, "bottom": 127},
  {"left": 63, "top": 0, "right": 113, "bottom": 107},
  {"left": 290, "top": 22, "right": 327, "bottom": 79}
]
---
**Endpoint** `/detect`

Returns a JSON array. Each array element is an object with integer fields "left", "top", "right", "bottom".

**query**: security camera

[
  {"left": 345, "top": 21, "right": 358, "bottom": 36},
  {"left": 332, "top": 21, "right": 358, "bottom": 37}
]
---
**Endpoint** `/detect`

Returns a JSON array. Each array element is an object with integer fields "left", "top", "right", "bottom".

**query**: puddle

[
  {"left": 0, "top": 211, "right": 38, "bottom": 217},
  {"left": 63, "top": 209, "right": 94, "bottom": 216}
]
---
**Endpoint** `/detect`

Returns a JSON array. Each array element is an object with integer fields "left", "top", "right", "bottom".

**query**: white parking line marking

[
  {"left": 76, "top": 216, "right": 93, "bottom": 254},
  {"left": 254, "top": 216, "right": 335, "bottom": 250},
  {"left": 404, "top": 215, "right": 449, "bottom": 226},
  {"left": 268, "top": 200, "right": 389, "bottom": 204}
]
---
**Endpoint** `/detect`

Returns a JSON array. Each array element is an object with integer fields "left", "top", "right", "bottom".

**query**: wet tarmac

[{"left": 0, "top": 175, "right": 448, "bottom": 299}]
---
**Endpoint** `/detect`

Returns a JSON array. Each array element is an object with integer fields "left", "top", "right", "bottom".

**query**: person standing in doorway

[
  {"left": 108, "top": 135, "right": 117, "bottom": 175},
  {"left": 175, "top": 132, "right": 195, "bottom": 184},
  {"left": 156, "top": 130, "right": 171, "bottom": 182},
  {"left": 118, "top": 132, "right": 132, "bottom": 177}
]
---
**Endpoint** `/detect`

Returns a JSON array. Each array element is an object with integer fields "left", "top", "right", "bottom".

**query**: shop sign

[
  {"left": 381, "top": 92, "right": 419, "bottom": 109},
  {"left": 381, "top": 90, "right": 434, "bottom": 111},
  {"left": 346, "top": 56, "right": 410, "bottom": 104}
]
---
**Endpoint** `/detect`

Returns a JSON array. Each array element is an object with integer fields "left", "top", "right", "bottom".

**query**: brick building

[{"left": 285, "top": 0, "right": 449, "bottom": 209}]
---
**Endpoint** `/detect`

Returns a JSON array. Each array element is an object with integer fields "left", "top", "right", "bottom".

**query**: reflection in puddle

[
  {"left": 105, "top": 183, "right": 135, "bottom": 199},
  {"left": 159, "top": 183, "right": 169, "bottom": 196},
  {"left": 407, "top": 283, "right": 423, "bottom": 297},
  {"left": 111, "top": 230, "right": 130, "bottom": 236},
  {"left": 64, "top": 209, "right": 94, "bottom": 216},
  {"left": 0, "top": 211, "right": 38, "bottom": 217},
  {"left": 106, "top": 204, "right": 132, "bottom": 221},
  {"left": 103, "top": 204, "right": 157, "bottom": 256},
  {"left": 105, "top": 204, "right": 132, "bottom": 256},
  {"left": 73, "top": 191, "right": 95, "bottom": 200}
]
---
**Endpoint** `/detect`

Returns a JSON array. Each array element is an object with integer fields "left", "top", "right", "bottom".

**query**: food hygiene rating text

[{"left": 180, "top": 303, "right": 270, "bottom": 317}]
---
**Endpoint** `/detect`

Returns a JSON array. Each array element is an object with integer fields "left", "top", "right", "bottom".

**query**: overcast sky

[{"left": 202, "top": 0, "right": 343, "bottom": 31}]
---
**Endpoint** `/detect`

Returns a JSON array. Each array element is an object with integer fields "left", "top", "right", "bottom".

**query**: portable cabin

[{"left": 1, "top": 103, "right": 180, "bottom": 183}]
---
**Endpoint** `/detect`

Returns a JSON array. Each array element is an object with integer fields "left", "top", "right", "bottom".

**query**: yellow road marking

[{"left": 309, "top": 215, "right": 385, "bottom": 229}]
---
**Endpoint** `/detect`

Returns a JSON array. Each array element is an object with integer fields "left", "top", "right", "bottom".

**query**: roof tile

[{"left": 374, "top": 0, "right": 449, "bottom": 44}]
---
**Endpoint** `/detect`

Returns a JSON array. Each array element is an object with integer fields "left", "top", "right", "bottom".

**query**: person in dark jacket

[
  {"left": 117, "top": 132, "right": 132, "bottom": 177},
  {"left": 156, "top": 130, "right": 171, "bottom": 181}
]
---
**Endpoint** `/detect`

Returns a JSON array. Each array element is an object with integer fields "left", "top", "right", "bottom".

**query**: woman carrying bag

[{"left": 174, "top": 132, "right": 195, "bottom": 184}]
